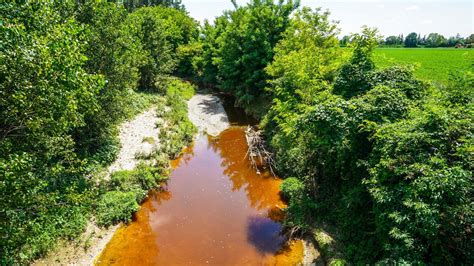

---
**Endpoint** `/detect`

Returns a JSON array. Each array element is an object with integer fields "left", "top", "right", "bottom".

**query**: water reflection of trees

[
  {"left": 207, "top": 128, "right": 285, "bottom": 212},
  {"left": 246, "top": 215, "right": 286, "bottom": 255}
]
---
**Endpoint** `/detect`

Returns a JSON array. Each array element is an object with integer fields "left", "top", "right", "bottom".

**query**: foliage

[
  {"left": 118, "top": 0, "right": 185, "bottom": 12},
  {"left": 165, "top": 79, "right": 196, "bottom": 100},
  {"left": 73, "top": 1, "right": 145, "bottom": 163},
  {"left": 280, "top": 177, "right": 305, "bottom": 200},
  {"left": 333, "top": 27, "right": 380, "bottom": 98},
  {"left": 366, "top": 72, "right": 473, "bottom": 263},
  {"left": 261, "top": 15, "right": 471, "bottom": 262},
  {"left": 96, "top": 191, "right": 140, "bottom": 227},
  {"left": 194, "top": 0, "right": 299, "bottom": 117},
  {"left": 404, "top": 32, "right": 418, "bottom": 47},
  {"left": 425, "top": 32, "right": 447, "bottom": 47},
  {"left": 0, "top": 2, "right": 102, "bottom": 262},
  {"left": 122, "top": 6, "right": 198, "bottom": 90},
  {"left": 155, "top": 81, "right": 197, "bottom": 158}
]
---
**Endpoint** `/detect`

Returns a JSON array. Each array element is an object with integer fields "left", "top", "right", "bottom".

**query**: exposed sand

[
  {"left": 187, "top": 94, "right": 230, "bottom": 136},
  {"left": 302, "top": 237, "right": 323, "bottom": 266},
  {"left": 33, "top": 223, "right": 119, "bottom": 266},
  {"left": 107, "top": 108, "right": 161, "bottom": 175}
]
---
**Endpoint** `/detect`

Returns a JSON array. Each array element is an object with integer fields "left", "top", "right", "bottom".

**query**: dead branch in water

[{"left": 244, "top": 126, "right": 276, "bottom": 176}]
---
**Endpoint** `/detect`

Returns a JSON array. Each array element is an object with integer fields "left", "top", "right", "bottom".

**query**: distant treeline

[{"left": 340, "top": 32, "right": 474, "bottom": 48}]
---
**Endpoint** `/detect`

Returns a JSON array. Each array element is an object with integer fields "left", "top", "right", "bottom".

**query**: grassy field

[{"left": 374, "top": 48, "right": 473, "bottom": 84}]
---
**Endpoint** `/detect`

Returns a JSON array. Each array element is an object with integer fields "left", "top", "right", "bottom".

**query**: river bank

[{"left": 33, "top": 106, "right": 164, "bottom": 265}]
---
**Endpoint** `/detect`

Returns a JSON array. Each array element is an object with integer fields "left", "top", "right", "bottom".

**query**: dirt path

[
  {"left": 187, "top": 94, "right": 230, "bottom": 136},
  {"left": 34, "top": 107, "right": 161, "bottom": 266}
]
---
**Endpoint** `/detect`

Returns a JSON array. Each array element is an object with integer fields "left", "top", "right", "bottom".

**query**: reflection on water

[{"left": 96, "top": 128, "right": 302, "bottom": 265}]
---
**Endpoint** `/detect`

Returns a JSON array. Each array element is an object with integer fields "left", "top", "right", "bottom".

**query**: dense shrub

[
  {"left": 73, "top": 2, "right": 146, "bottom": 163},
  {"left": 333, "top": 27, "right": 379, "bottom": 99},
  {"left": 96, "top": 191, "right": 140, "bottom": 227},
  {"left": 367, "top": 73, "right": 473, "bottom": 263},
  {"left": 280, "top": 177, "right": 305, "bottom": 200},
  {"left": 156, "top": 81, "right": 197, "bottom": 158}
]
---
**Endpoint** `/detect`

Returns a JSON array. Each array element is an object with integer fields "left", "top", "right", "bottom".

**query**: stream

[{"left": 96, "top": 99, "right": 303, "bottom": 265}]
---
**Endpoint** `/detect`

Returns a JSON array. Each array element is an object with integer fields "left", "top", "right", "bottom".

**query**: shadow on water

[
  {"left": 246, "top": 215, "right": 286, "bottom": 255},
  {"left": 217, "top": 93, "right": 259, "bottom": 126}
]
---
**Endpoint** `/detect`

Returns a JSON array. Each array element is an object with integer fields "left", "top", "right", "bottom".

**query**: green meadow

[{"left": 374, "top": 48, "right": 473, "bottom": 84}]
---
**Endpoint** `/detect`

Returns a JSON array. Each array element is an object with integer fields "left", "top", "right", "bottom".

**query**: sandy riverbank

[
  {"left": 34, "top": 107, "right": 161, "bottom": 266},
  {"left": 187, "top": 94, "right": 230, "bottom": 136}
]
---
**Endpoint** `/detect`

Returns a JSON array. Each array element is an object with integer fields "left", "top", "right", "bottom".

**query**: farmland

[{"left": 374, "top": 48, "right": 473, "bottom": 84}]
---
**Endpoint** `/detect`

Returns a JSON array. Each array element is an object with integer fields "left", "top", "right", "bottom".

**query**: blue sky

[{"left": 182, "top": 0, "right": 473, "bottom": 38}]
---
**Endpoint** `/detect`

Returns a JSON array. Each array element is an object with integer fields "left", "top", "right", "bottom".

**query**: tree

[
  {"left": 385, "top": 35, "right": 399, "bottom": 46},
  {"left": 74, "top": 2, "right": 146, "bottom": 159},
  {"left": 426, "top": 32, "right": 447, "bottom": 47},
  {"left": 404, "top": 32, "right": 418, "bottom": 47},
  {"left": 340, "top": 35, "right": 350, "bottom": 47},
  {"left": 368, "top": 73, "right": 473, "bottom": 263},
  {"left": 213, "top": 0, "right": 299, "bottom": 117},
  {"left": 124, "top": 6, "right": 198, "bottom": 90},
  {"left": 333, "top": 27, "right": 380, "bottom": 98},
  {"left": 466, "top": 34, "right": 474, "bottom": 44},
  {"left": 120, "top": 0, "right": 185, "bottom": 11},
  {"left": 0, "top": 2, "right": 103, "bottom": 262}
]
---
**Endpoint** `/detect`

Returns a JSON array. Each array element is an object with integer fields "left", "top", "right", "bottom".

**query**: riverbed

[{"left": 95, "top": 95, "right": 303, "bottom": 265}]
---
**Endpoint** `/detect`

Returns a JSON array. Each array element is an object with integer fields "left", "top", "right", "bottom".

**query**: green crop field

[{"left": 374, "top": 48, "right": 473, "bottom": 84}]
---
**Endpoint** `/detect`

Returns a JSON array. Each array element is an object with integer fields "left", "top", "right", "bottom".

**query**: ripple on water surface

[{"left": 96, "top": 128, "right": 303, "bottom": 265}]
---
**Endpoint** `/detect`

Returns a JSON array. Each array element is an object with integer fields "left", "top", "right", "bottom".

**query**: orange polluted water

[{"left": 96, "top": 128, "right": 303, "bottom": 265}]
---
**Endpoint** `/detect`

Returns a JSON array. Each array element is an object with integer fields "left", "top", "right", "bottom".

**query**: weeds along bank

[
  {"left": 1, "top": 2, "right": 197, "bottom": 263},
  {"left": 187, "top": 1, "right": 473, "bottom": 264}
]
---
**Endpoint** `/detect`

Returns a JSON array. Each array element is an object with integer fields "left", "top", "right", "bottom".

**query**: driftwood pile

[{"left": 244, "top": 126, "right": 276, "bottom": 176}]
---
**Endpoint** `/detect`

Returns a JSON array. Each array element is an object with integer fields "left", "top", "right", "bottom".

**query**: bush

[
  {"left": 96, "top": 191, "right": 140, "bottom": 227},
  {"left": 109, "top": 166, "right": 168, "bottom": 202},
  {"left": 166, "top": 79, "right": 196, "bottom": 100},
  {"left": 125, "top": 6, "right": 198, "bottom": 91},
  {"left": 280, "top": 177, "right": 305, "bottom": 200},
  {"left": 73, "top": 1, "right": 146, "bottom": 162}
]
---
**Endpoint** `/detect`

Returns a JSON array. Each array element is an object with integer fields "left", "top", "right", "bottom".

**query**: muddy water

[{"left": 96, "top": 128, "right": 302, "bottom": 265}]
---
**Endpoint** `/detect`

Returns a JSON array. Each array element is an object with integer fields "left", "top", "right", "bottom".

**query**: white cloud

[
  {"left": 405, "top": 5, "right": 419, "bottom": 11},
  {"left": 422, "top": 19, "right": 433, "bottom": 24}
]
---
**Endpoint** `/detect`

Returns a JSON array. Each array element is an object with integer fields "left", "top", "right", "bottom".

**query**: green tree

[
  {"left": 339, "top": 35, "right": 350, "bottom": 47},
  {"left": 213, "top": 0, "right": 299, "bottom": 117},
  {"left": 367, "top": 73, "right": 473, "bottom": 263},
  {"left": 125, "top": 6, "right": 198, "bottom": 90},
  {"left": 119, "top": 0, "right": 184, "bottom": 11},
  {"left": 74, "top": 2, "right": 146, "bottom": 161},
  {"left": 333, "top": 27, "right": 380, "bottom": 98},
  {"left": 385, "top": 35, "right": 399, "bottom": 46},
  {"left": 0, "top": 1, "right": 103, "bottom": 262},
  {"left": 426, "top": 32, "right": 447, "bottom": 47},
  {"left": 404, "top": 32, "right": 418, "bottom": 47}
]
